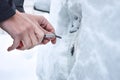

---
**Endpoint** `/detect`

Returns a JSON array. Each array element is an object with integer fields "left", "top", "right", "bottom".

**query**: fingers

[
  {"left": 34, "top": 27, "right": 44, "bottom": 44},
  {"left": 27, "top": 15, "right": 56, "bottom": 45},
  {"left": 45, "top": 23, "right": 55, "bottom": 32},
  {"left": 16, "top": 41, "right": 23, "bottom": 49},
  {"left": 36, "top": 18, "right": 56, "bottom": 44},
  {"left": 41, "top": 34, "right": 56, "bottom": 44},
  {"left": 7, "top": 13, "right": 56, "bottom": 52},
  {"left": 36, "top": 16, "right": 55, "bottom": 32},
  {"left": 51, "top": 38, "right": 56, "bottom": 44},
  {"left": 38, "top": 16, "right": 57, "bottom": 44},
  {"left": 17, "top": 27, "right": 44, "bottom": 50},
  {"left": 41, "top": 33, "right": 56, "bottom": 44},
  {"left": 17, "top": 33, "right": 32, "bottom": 50},
  {"left": 41, "top": 38, "right": 50, "bottom": 44},
  {"left": 8, "top": 25, "right": 45, "bottom": 51},
  {"left": 28, "top": 27, "right": 44, "bottom": 49},
  {"left": 40, "top": 28, "right": 56, "bottom": 44},
  {"left": 7, "top": 37, "right": 20, "bottom": 51}
]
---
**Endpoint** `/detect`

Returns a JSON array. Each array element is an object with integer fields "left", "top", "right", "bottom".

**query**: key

[{"left": 44, "top": 33, "right": 62, "bottom": 39}]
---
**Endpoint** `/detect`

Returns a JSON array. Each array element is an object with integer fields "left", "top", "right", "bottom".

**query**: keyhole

[
  {"left": 71, "top": 45, "right": 75, "bottom": 56},
  {"left": 74, "top": 16, "right": 78, "bottom": 20}
]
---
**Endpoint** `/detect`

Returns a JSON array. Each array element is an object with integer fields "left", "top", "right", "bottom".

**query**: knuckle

[
  {"left": 40, "top": 16, "right": 47, "bottom": 22},
  {"left": 14, "top": 32, "right": 22, "bottom": 38},
  {"left": 40, "top": 32, "right": 44, "bottom": 39},
  {"left": 39, "top": 36, "right": 44, "bottom": 43},
  {"left": 40, "top": 16, "right": 45, "bottom": 19},
  {"left": 25, "top": 23, "right": 33, "bottom": 31},
  {"left": 27, "top": 25, "right": 33, "bottom": 31}
]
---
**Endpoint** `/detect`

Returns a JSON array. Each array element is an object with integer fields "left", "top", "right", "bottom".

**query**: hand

[
  {"left": 25, "top": 14, "right": 56, "bottom": 45},
  {"left": 0, "top": 10, "right": 55, "bottom": 51}
]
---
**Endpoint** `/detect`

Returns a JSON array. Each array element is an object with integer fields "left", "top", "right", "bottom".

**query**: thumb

[{"left": 8, "top": 38, "right": 20, "bottom": 51}]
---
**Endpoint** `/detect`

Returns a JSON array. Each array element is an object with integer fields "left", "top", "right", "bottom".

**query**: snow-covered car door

[
  {"left": 37, "top": 0, "right": 120, "bottom": 80},
  {"left": 37, "top": 0, "right": 82, "bottom": 80}
]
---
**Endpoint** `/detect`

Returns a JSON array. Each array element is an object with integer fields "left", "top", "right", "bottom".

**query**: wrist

[
  {"left": 0, "top": 11, "right": 18, "bottom": 31},
  {"left": 0, "top": 10, "right": 17, "bottom": 26}
]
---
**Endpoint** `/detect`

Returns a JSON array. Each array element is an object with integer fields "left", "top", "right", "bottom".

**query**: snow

[
  {"left": 0, "top": 34, "right": 38, "bottom": 80},
  {"left": 37, "top": 0, "right": 120, "bottom": 80}
]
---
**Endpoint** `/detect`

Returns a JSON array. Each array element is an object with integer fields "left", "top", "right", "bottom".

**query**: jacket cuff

[
  {"left": 14, "top": 0, "right": 25, "bottom": 12},
  {"left": 0, "top": 1, "right": 16, "bottom": 22}
]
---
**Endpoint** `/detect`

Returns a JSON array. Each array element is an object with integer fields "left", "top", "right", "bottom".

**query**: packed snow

[{"left": 37, "top": 0, "right": 120, "bottom": 80}]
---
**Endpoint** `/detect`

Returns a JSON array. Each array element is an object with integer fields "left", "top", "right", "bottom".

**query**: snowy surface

[
  {"left": 0, "top": 34, "right": 38, "bottom": 80},
  {"left": 37, "top": 0, "right": 120, "bottom": 80}
]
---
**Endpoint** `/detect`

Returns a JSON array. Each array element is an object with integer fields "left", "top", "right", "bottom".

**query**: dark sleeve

[
  {"left": 14, "top": 0, "right": 25, "bottom": 12},
  {"left": 0, "top": 0, "right": 16, "bottom": 22}
]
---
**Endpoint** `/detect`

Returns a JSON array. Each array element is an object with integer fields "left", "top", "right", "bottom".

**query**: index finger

[
  {"left": 45, "top": 23, "right": 55, "bottom": 33},
  {"left": 37, "top": 16, "right": 55, "bottom": 33}
]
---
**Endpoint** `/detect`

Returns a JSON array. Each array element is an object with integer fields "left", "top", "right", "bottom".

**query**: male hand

[
  {"left": 0, "top": 10, "right": 56, "bottom": 51},
  {"left": 25, "top": 13, "right": 56, "bottom": 45}
]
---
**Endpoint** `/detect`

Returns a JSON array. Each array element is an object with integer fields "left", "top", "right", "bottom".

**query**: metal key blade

[{"left": 44, "top": 33, "right": 62, "bottom": 39}]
